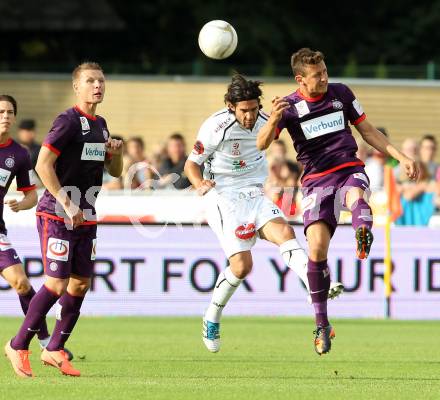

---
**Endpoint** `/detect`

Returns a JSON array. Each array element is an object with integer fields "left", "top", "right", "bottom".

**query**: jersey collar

[
  {"left": 74, "top": 105, "right": 97, "bottom": 121},
  {"left": 296, "top": 89, "right": 325, "bottom": 102}
]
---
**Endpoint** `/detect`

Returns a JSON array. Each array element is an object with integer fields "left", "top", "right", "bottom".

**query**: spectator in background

[
  {"left": 419, "top": 134, "right": 439, "bottom": 181},
  {"left": 268, "top": 139, "right": 287, "bottom": 162},
  {"left": 150, "top": 142, "right": 167, "bottom": 171},
  {"left": 396, "top": 162, "right": 437, "bottom": 226},
  {"left": 364, "top": 127, "right": 388, "bottom": 191},
  {"left": 125, "top": 137, "right": 152, "bottom": 189},
  {"left": 158, "top": 133, "right": 190, "bottom": 189},
  {"left": 17, "top": 119, "right": 41, "bottom": 168},
  {"left": 265, "top": 157, "right": 301, "bottom": 218},
  {"left": 355, "top": 136, "right": 369, "bottom": 163},
  {"left": 394, "top": 137, "right": 419, "bottom": 184}
]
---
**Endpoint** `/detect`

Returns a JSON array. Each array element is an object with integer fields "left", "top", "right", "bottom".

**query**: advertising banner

[{"left": 2, "top": 224, "right": 439, "bottom": 319}]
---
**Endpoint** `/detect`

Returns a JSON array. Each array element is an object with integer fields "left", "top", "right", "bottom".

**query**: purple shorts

[
  {"left": 37, "top": 215, "right": 97, "bottom": 279},
  {"left": 0, "top": 234, "right": 21, "bottom": 271},
  {"left": 301, "top": 166, "right": 370, "bottom": 237}
]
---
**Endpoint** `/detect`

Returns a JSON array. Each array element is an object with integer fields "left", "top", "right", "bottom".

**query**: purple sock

[
  {"left": 350, "top": 198, "right": 373, "bottom": 231},
  {"left": 46, "top": 292, "right": 84, "bottom": 351},
  {"left": 11, "top": 285, "right": 59, "bottom": 350},
  {"left": 307, "top": 259, "right": 330, "bottom": 327},
  {"left": 18, "top": 286, "right": 50, "bottom": 341}
]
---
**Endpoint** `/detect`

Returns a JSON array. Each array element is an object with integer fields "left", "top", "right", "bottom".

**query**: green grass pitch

[{"left": 0, "top": 317, "right": 438, "bottom": 400}]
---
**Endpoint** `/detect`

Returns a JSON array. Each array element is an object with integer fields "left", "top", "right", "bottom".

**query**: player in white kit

[{"left": 184, "top": 74, "right": 343, "bottom": 352}]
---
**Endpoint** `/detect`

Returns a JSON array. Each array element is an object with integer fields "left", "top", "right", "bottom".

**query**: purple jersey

[
  {"left": 277, "top": 83, "right": 366, "bottom": 182},
  {"left": 0, "top": 139, "right": 36, "bottom": 233},
  {"left": 37, "top": 106, "right": 110, "bottom": 222}
]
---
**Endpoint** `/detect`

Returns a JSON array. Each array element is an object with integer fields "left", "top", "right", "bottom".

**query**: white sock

[
  {"left": 38, "top": 336, "right": 50, "bottom": 349},
  {"left": 204, "top": 267, "right": 243, "bottom": 323},
  {"left": 279, "top": 239, "right": 310, "bottom": 292}
]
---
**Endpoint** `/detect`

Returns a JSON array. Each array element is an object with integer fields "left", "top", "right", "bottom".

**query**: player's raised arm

[
  {"left": 256, "top": 96, "right": 289, "bottom": 150},
  {"left": 104, "top": 137, "right": 124, "bottom": 177},
  {"left": 355, "top": 118, "right": 419, "bottom": 181}
]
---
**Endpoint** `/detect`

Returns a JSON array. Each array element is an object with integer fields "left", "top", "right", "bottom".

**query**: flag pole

[{"left": 383, "top": 166, "right": 393, "bottom": 319}]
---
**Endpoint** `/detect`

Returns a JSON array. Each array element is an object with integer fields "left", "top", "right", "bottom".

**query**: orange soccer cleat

[
  {"left": 356, "top": 226, "right": 374, "bottom": 259},
  {"left": 41, "top": 348, "right": 80, "bottom": 377},
  {"left": 313, "top": 325, "right": 336, "bottom": 355},
  {"left": 4, "top": 340, "right": 34, "bottom": 378}
]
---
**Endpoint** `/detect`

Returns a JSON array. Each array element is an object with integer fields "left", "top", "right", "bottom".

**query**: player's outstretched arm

[
  {"left": 5, "top": 189, "right": 37, "bottom": 212},
  {"left": 104, "top": 138, "right": 124, "bottom": 177},
  {"left": 256, "top": 96, "right": 289, "bottom": 150},
  {"left": 356, "top": 118, "right": 419, "bottom": 181},
  {"left": 184, "top": 159, "right": 215, "bottom": 196},
  {"left": 36, "top": 146, "right": 84, "bottom": 227}
]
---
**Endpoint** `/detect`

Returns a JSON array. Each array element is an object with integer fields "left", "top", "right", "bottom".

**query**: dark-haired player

[
  {"left": 185, "top": 74, "right": 343, "bottom": 353},
  {"left": 257, "top": 48, "right": 418, "bottom": 355},
  {"left": 5, "top": 63, "right": 123, "bottom": 377}
]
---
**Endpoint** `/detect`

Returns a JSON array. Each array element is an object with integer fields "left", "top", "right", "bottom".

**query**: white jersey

[{"left": 188, "top": 108, "right": 269, "bottom": 192}]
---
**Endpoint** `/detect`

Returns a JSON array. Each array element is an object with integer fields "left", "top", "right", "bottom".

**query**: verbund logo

[
  {"left": 300, "top": 111, "right": 345, "bottom": 140},
  {"left": 81, "top": 143, "right": 106, "bottom": 161},
  {"left": 0, "top": 167, "right": 11, "bottom": 188}
]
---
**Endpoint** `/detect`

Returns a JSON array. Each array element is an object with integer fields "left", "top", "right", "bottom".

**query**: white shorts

[{"left": 204, "top": 186, "right": 285, "bottom": 258}]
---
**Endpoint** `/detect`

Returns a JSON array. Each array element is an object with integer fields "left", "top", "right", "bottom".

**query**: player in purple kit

[
  {"left": 0, "top": 95, "right": 62, "bottom": 353},
  {"left": 4, "top": 63, "right": 123, "bottom": 378},
  {"left": 257, "top": 48, "right": 419, "bottom": 355}
]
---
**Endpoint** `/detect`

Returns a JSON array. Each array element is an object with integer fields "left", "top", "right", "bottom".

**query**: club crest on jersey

[
  {"left": 5, "top": 157, "right": 14, "bottom": 168},
  {"left": 235, "top": 223, "right": 256, "bottom": 240},
  {"left": 232, "top": 142, "right": 241, "bottom": 156},
  {"left": 102, "top": 129, "right": 109, "bottom": 140},
  {"left": 0, "top": 167, "right": 11, "bottom": 187},
  {"left": 332, "top": 100, "right": 343, "bottom": 110},
  {"left": 192, "top": 140, "right": 204, "bottom": 155},
  {"left": 295, "top": 100, "right": 310, "bottom": 118},
  {"left": 49, "top": 261, "right": 58, "bottom": 272},
  {"left": 80, "top": 116, "right": 90, "bottom": 133}
]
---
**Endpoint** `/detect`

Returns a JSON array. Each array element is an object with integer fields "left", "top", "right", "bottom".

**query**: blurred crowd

[{"left": 15, "top": 120, "right": 440, "bottom": 226}]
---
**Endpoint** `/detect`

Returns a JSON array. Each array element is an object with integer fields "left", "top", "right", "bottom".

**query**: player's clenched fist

[
  {"left": 270, "top": 96, "right": 290, "bottom": 122},
  {"left": 105, "top": 138, "right": 123, "bottom": 156}
]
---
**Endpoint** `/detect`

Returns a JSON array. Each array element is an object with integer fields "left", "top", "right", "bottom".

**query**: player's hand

[
  {"left": 4, "top": 199, "right": 21, "bottom": 213},
  {"left": 401, "top": 156, "right": 419, "bottom": 181},
  {"left": 270, "top": 96, "right": 290, "bottom": 123},
  {"left": 64, "top": 202, "right": 85, "bottom": 228},
  {"left": 196, "top": 180, "right": 215, "bottom": 196},
  {"left": 105, "top": 138, "right": 123, "bottom": 156}
]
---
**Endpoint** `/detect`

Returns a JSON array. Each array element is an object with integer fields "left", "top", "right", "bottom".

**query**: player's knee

[
  {"left": 70, "top": 281, "right": 90, "bottom": 296},
  {"left": 308, "top": 244, "right": 328, "bottom": 261},
  {"left": 230, "top": 260, "right": 252, "bottom": 279},
  {"left": 12, "top": 277, "right": 31, "bottom": 295},
  {"left": 46, "top": 279, "right": 69, "bottom": 296},
  {"left": 279, "top": 223, "right": 295, "bottom": 242}
]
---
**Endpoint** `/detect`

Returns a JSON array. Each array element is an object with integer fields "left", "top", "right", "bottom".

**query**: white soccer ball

[{"left": 198, "top": 20, "right": 238, "bottom": 60}]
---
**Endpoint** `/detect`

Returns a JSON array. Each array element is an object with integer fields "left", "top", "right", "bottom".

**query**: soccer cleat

[
  {"left": 202, "top": 318, "right": 221, "bottom": 353},
  {"left": 356, "top": 226, "right": 374, "bottom": 259},
  {"left": 38, "top": 337, "right": 74, "bottom": 361},
  {"left": 4, "top": 340, "right": 34, "bottom": 378},
  {"left": 313, "top": 325, "right": 335, "bottom": 355},
  {"left": 307, "top": 281, "right": 345, "bottom": 304},
  {"left": 41, "top": 349, "right": 80, "bottom": 376},
  {"left": 328, "top": 281, "right": 344, "bottom": 300}
]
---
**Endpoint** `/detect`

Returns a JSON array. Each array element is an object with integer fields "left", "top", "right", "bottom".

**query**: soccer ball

[{"left": 198, "top": 20, "right": 238, "bottom": 60}]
